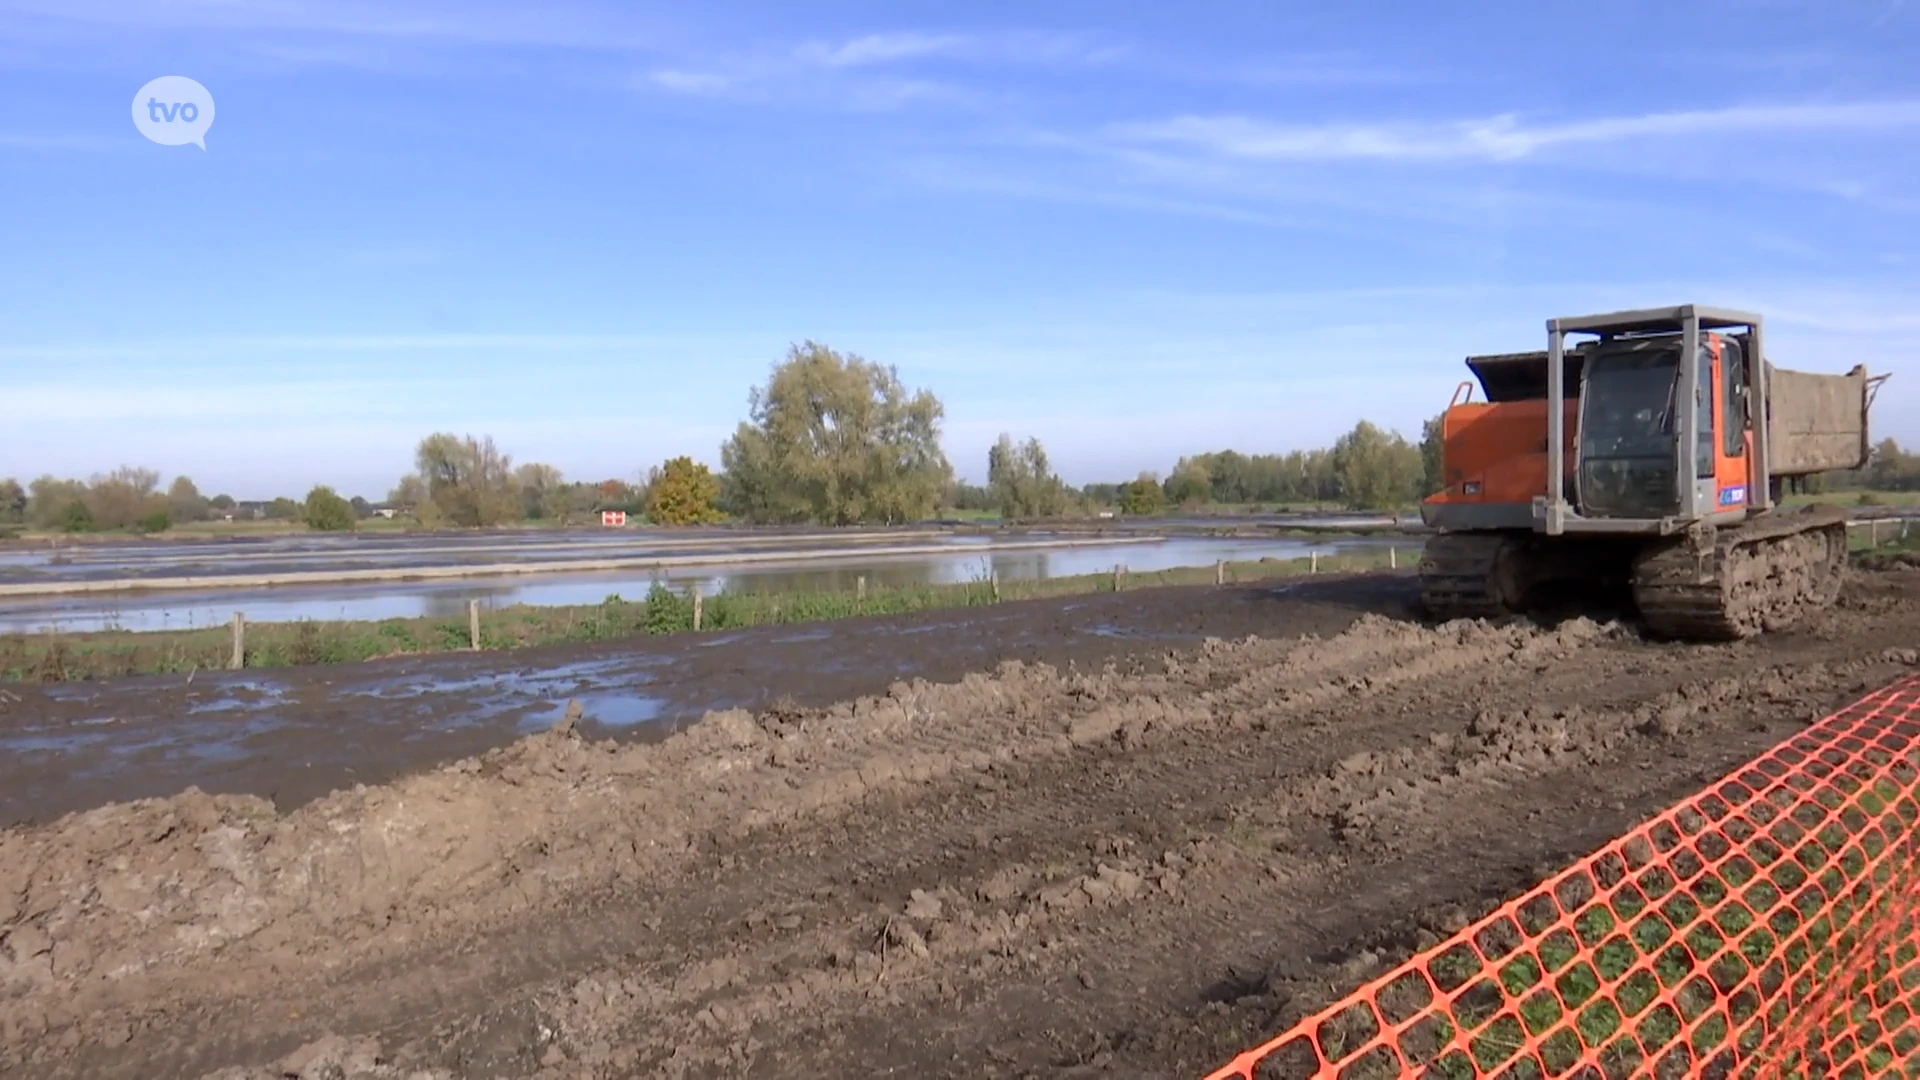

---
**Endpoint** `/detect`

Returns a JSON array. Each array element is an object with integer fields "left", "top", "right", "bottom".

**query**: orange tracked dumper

[{"left": 1418, "top": 304, "right": 1885, "bottom": 640}]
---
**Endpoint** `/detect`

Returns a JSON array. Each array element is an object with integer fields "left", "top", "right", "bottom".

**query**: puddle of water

[
  {"left": 524, "top": 693, "right": 665, "bottom": 732},
  {"left": 42, "top": 686, "right": 99, "bottom": 704},
  {"left": 768, "top": 627, "right": 834, "bottom": 645},
  {"left": 183, "top": 676, "right": 290, "bottom": 714},
  {"left": 1077, "top": 623, "right": 1191, "bottom": 641},
  {"left": 348, "top": 656, "right": 658, "bottom": 703},
  {"left": 0, "top": 731, "right": 114, "bottom": 755},
  {"left": 186, "top": 739, "right": 252, "bottom": 763}
]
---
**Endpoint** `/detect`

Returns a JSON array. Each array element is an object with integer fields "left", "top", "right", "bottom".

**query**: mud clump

[{"left": 200, "top": 1036, "right": 452, "bottom": 1080}]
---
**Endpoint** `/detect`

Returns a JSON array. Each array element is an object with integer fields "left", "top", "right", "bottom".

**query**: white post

[
  {"left": 230, "top": 612, "right": 245, "bottom": 670},
  {"left": 1389, "top": 547, "right": 1398, "bottom": 570},
  {"left": 692, "top": 587, "right": 703, "bottom": 630},
  {"left": 1113, "top": 564, "right": 1124, "bottom": 591},
  {"left": 1311, "top": 551, "right": 1320, "bottom": 574},
  {"left": 856, "top": 575, "right": 867, "bottom": 601},
  {"left": 990, "top": 570, "right": 1000, "bottom": 601},
  {"left": 1215, "top": 560, "right": 1225, "bottom": 586},
  {"left": 468, "top": 599, "right": 481, "bottom": 650}
]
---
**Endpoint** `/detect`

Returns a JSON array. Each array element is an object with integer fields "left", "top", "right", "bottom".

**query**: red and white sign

[{"left": 600, "top": 510, "right": 628, "bottom": 527}]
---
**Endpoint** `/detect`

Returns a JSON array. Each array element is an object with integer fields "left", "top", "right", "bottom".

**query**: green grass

[
  {"left": 1781, "top": 489, "right": 1920, "bottom": 510},
  {"left": 1849, "top": 518, "right": 1919, "bottom": 553},
  {"left": 0, "top": 548, "right": 1408, "bottom": 682},
  {"left": 1360, "top": 775, "right": 1920, "bottom": 1079}
]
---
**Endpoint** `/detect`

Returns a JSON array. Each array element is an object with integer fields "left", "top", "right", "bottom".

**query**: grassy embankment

[
  {"left": 1781, "top": 490, "right": 1920, "bottom": 510},
  {"left": 0, "top": 550, "right": 1407, "bottom": 683}
]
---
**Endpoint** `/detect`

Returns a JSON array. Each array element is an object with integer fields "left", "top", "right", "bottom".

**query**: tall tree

[
  {"left": 720, "top": 341, "right": 952, "bottom": 525},
  {"left": 402, "top": 433, "right": 521, "bottom": 527},
  {"left": 1331, "top": 420, "right": 1423, "bottom": 511},
  {"left": 514, "top": 462, "right": 568, "bottom": 522},
  {"left": 646, "top": 456, "right": 724, "bottom": 525},
  {"left": 987, "top": 433, "right": 1070, "bottom": 519},
  {"left": 1163, "top": 459, "right": 1212, "bottom": 505},
  {"left": 303, "top": 485, "right": 356, "bottom": 532},
  {"left": 1118, "top": 472, "right": 1166, "bottom": 516},
  {"left": 168, "top": 475, "right": 211, "bottom": 523},
  {"left": 0, "top": 478, "right": 24, "bottom": 524},
  {"left": 1419, "top": 414, "right": 1446, "bottom": 497},
  {"left": 27, "top": 476, "right": 88, "bottom": 529},
  {"left": 85, "top": 466, "right": 163, "bottom": 530}
]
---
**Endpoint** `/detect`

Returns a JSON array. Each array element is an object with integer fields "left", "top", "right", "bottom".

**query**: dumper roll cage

[{"left": 1536, "top": 304, "right": 1766, "bottom": 537}]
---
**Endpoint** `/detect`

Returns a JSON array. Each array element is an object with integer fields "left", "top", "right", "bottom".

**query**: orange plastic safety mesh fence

[{"left": 1204, "top": 672, "right": 1920, "bottom": 1080}]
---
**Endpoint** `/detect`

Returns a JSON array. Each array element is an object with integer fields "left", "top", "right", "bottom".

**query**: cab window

[
  {"left": 1721, "top": 338, "right": 1746, "bottom": 458},
  {"left": 1696, "top": 345, "right": 1714, "bottom": 478}
]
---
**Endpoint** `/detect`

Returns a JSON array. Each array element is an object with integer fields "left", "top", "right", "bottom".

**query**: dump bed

[
  {"left": 1766, "top": 363, "right": 1872, "bottom": 476},
  {"left": 1464, "top": 348, "right": 1588, "bottom": 403}
]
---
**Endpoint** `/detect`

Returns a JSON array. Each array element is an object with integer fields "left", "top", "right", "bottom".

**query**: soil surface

[
  {"left": 1, "top": 566, "right": 1917, "bottom": 1080},
  {"left": 0, "top": 574, "right": 1405, "bottom": 827}
]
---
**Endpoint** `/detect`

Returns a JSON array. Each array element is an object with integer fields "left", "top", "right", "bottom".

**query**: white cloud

[
  {"left": 1110, "top": 100, "right": 1920, "bottom": 164},
  {"left": 0, "top": 0, "right": 664, "bottom": 51},
  {"left": 0, "top": 330, "right": 717, "bottom": 362},
  {"left": 640, "top": 28, "right": 1119, "bottom": 111},
  {"left": 798, "top": 31, "right": 973, "bottom": 68},
  {"left": 647, "top": 68, "right": 737, "bottom": 95}
]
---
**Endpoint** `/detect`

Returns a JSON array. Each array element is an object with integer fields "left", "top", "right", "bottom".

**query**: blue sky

[{"left": 1, "top": 0, "right": 1916, "bottom": 500}]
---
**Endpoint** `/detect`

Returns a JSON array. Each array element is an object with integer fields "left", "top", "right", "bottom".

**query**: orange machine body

[{"left": 1424, "top": 334, "right": 1753, "bottom": 522}]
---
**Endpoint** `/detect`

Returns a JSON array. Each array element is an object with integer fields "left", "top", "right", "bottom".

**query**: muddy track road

[{"left": 2, "top": 568, "right": 1918, "bottom": 1080}]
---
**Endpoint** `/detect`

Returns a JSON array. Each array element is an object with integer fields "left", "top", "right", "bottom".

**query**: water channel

[{"left": 0, "top": 534, "right": 1404, "bottom": 634}]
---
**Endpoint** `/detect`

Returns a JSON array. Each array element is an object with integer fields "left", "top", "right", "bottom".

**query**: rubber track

[
  {"left": 1416, "top": 532, "right": 1515, "bottom": 621},
  {"left": 1632, "top": 507, "right": 1850, "bottom": 642}
]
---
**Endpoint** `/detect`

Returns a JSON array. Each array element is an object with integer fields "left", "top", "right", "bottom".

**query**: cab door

[{"left": 1708, "top": 335, "right": 1753, "bottom": 513}]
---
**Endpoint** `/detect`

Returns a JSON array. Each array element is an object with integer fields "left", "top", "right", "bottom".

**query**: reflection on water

[
  {"left": 0, "top": 536, "right": 1405, "bottom": 633},
  {"left": 0, "top": 714, "right": 293, "bottom": 775}
]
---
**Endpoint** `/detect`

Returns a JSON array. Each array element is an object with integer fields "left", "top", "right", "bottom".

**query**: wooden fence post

[
  {"left": 1311, "top": 551, "right": 1320, "bottom": 574},
  {"left": 1113, "top": 564, "right": 1124, "bottom": 591},
  {"left": 468, "top": 599, "right": 481, "bottom": 650},
  {"left": 856, "top": 575, "right": 867, "bottom": 601},
  {"left": 990, "top": 570, "right": 1000, "bottom": 601},
  {"left": 1390, "top": 547, "right": 1398, "bottom": 570},
  {"left": 1871, "top": 519, "right": 1882, "bottom": 547},
  {"left": 1215, "top": 560, "right": 1225, "bottom": 586},
  {"left": 692, "top": 587, "right": 704, "bottom": 631},
  {"left": 230, "top": 612, "right": 245, "bottom": 670}
]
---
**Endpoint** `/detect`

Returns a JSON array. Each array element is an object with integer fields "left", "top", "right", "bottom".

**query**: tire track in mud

[
  {"left": 698, "top": 647, "right": 1918, "bottom": 1079},
  {"left": 4, "top": 569, "right": 1918, "bottom": 1079},
  {"left": 297, "top": 642, "right": 1906, "bottom": 1075},
  {"left": 11, "top": 613, "right": 1562, "bottom": 1078}
]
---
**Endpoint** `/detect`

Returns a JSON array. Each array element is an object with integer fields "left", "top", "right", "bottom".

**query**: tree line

[{"left": 6, "top": 340, "right": 1914, "bottom": 534}]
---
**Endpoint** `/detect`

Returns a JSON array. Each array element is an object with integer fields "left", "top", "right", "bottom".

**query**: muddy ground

[
  {"left": 0, "top": 574, "right": 1405, "bottom": 826},
  {"left": 2, "top": 567, "right": 1918, "bottom": 1080}
]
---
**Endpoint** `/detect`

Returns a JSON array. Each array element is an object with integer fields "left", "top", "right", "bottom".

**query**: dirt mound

[
  {"left": 1, "top": 615, "right": 1459, "bottom": 1017},
  {"left": 4, "top": 569, "right": 1918, "bottom": 1079}
]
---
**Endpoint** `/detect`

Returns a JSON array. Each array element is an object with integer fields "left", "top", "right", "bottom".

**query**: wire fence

[
  {"left": 1204, "top": 673, "right": 1920, "bottom": 1079},
  {"left": 1847, "top": 516, "right": 1919, "bottom": 551}
]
